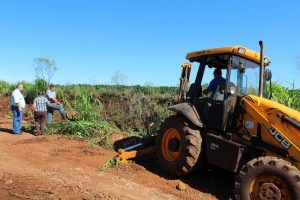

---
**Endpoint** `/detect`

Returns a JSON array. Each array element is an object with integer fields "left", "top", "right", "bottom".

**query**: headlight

[
  {"left": 264, "top": 57, "right": 270, "bottom": 65},
  {"left": 238, "top": 47, "right": 246, "bottom": 54}
]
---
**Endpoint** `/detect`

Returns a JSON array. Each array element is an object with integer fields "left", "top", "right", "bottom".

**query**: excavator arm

[{"left": 178, "top": 63, "right": 192, "bottom": 102}]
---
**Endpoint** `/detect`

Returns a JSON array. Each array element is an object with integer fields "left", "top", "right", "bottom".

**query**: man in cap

[{"left": 46, "top": 84, "right": 67, "bottom": 124}]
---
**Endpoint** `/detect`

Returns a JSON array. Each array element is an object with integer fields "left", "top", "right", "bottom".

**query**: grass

[
  {"left": 47, "top": 120, "right": 119, "bottom": 148},
  {"left": 1, "top": 79, "right": 299, "bottom": 149},
  {"left": 0, "top": 80, "right": 14, "bottom": 95},
  {"left": 99, "top": 156, "right": 121, "bottom": 170},
  {"left": 270, "top": 82, "right": 300, "bottom": 111}
]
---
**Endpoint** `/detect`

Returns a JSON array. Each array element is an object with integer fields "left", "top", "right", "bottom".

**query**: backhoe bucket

[{"left": 115, "top": 136, "right": 156, "bottom": 164}]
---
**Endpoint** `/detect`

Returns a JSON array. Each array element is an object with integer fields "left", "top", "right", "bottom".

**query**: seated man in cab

[{"left": 203, "top": 68, "right": 226, "bottom": 97}]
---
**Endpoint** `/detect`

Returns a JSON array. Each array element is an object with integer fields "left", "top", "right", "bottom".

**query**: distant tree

[
  {"left": 33, "top": 57, "right": 57, "bottom": 84},
  {"left": 111, "top": 70, "right": 127, "bottom": 85}
]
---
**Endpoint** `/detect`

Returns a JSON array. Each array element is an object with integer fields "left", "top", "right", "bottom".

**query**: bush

[
  {"left": 22, "top": 79, "right": 48, "bottom": 103},
  {"left": 0, "top": 80, "right": 14, "bottom": 95},
  {"left": 65, "top": 92, "right": 102, "bottom": 121},
  {"left": 47, "top": 120, "right": 118, "bottom": 148},
  {"left": 271, "top": 83, "right": 300, "bottom": 111}
]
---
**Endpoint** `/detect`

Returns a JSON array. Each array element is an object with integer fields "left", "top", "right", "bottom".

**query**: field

[{"left": 0, "top": 81, "right": 299, "bottom": 199}]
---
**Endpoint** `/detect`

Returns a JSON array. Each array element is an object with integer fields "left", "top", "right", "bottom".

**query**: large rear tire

[
  {"left": 235, "top": 156, "right": 300, "bottom": 200},
  {"left": 156, "top": 115, "right": 202, "bottom": 176}
]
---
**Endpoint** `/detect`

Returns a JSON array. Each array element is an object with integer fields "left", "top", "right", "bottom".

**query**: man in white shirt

[
  {"left": 46, "top": 84, "right": 66, "bottom": 124},
  {"left": 11, "top": 84, "right": 25, "bottom": 134}
]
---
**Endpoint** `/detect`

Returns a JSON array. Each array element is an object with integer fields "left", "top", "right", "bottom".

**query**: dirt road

[
  {"left": 0, "top": 97, "right": 233, "bottom": 200},
  {"left": 0, "top": 132, "right": 235, "bottom": 200}
]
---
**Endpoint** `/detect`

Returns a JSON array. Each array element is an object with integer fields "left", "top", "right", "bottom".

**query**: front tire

[
  {"left": 235, "top": 156, "right": 300, "bottom": 200},
  {"left": 156, "top": 115, "right": 202, "bottom": 176}
]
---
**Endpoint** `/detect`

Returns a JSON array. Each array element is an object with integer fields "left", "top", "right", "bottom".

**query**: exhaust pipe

[{"left": 258, "top": 41, "right": 265, "bottom": 98}]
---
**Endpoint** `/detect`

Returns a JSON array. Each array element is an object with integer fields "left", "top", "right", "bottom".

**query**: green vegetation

[
  {"left": 1, "top": 80, "right": 299, "bottom": 149},
  {"left": 0, "top": 80, "right": 14, "bottom": 95},
  {"left": 47, "top": 120, "right": 118, "bottom": 148},
  {"left": 22, "top": 79, "right": 48, "bottom": 102},
  {"left": 100, "top": 157, "right": 121, "bottom": 170},
  {"left": 271, "top": 82, "right": 300, "bottom": 111}
]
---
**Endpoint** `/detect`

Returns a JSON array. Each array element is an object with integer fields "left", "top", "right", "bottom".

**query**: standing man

[
  {"left": 32, "top": 91, "right": 49, "bottom": 135},
  {"left": 11, "top": 84, "right": 25, "bottom": 134},
  {"left": 46, "top": 84, "right": 66, "bottom": 124}
]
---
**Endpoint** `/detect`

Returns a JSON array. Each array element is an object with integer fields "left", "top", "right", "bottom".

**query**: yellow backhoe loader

[{"left": 118, "top": 41, "right": 300, "bottom": 200}]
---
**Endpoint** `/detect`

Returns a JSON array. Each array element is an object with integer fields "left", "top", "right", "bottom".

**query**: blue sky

[{"left": 0, "top": 0, "right": 299, "bottom": 87}]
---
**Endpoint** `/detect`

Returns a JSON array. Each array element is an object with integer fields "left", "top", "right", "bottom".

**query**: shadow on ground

[
  {"left": 0, "top": 127, "right": 34, "bottom": 135},
  {"left": 134, "top": 154, "right": 234, "bottom": 200},
  {"left": 0, "top": 127, "right": 13, "bottom": 134}
]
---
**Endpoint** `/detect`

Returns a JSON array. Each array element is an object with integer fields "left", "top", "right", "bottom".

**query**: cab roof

[{"left": 186, "top": 46, "right": 270, "bottom": 66}]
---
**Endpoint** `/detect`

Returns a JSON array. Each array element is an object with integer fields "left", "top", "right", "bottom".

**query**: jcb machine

[{"left": 118, "top": 41, "right": 300, "bottom": 200}]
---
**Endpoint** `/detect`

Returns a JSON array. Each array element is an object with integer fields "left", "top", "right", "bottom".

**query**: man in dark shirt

[{"left": 204, "top": 68, "right": 226, "bottom": 95}]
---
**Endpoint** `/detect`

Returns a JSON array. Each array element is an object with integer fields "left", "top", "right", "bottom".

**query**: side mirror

[
  {"left": 264, "top": 69, "right": 272, "bottom": 99},
  {"left": 265, "top": 69, "right": 272, "bottom": 81}
]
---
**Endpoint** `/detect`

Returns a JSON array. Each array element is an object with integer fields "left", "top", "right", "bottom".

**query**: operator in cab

[{"left": 203, "top": 68, "right": 225, "bottom": 96}]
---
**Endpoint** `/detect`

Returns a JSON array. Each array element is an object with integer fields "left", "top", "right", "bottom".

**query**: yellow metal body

[
  {"left": 118, "top": 146, "right": 156, "bottom": 164},
  {"left": 117, "top": 45, "right": 300, "bottom": 179},
  {"left": 238, "top": 95, "right": 300, "bottom": 169},
  {"left": 186, "top": 46, "right": 270, "bottom": 66},
  {"left": 178, "top": 63, "right": 192, "bottom": 102}
]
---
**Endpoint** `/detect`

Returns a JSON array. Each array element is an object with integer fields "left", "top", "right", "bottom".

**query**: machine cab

[{"left": 185, "top": 46, "right": 270, "bottom": 131}]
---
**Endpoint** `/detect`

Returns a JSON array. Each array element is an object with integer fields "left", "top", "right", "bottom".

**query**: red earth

[{"left": 0, "top": 96, "right": 233, "bottom": 200}]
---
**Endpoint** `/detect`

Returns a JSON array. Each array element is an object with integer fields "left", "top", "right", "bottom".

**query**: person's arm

[
  {"left": 17, "top": 102, "right": 22, "bottom": 112},
  {"left": 45, "top": 98, "right": 50, "bottom": 105},
  {"left": 50, "top": 98, "right": 62, "bottom": 105},
  {"left": 47, "top": 90, "right": 62, "bottom": 105},
  {"left": 13, "top": 92, "right": 23, "bottom": 112}
]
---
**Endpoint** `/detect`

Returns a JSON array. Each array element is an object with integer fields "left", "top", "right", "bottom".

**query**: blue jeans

[
  {"left": 47, "top": 103, "right": 66, "bottom": 124},
  {"left": 11, "top": 105, "right": 23, "bottom": 134}
]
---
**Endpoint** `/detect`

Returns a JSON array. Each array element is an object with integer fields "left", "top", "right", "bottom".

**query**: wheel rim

[
  {"left": 161, "top": 128, "right": 182, "bottom": 162},
  {"left": 249, "top": 175, "right": 290, "bottom": 200}
]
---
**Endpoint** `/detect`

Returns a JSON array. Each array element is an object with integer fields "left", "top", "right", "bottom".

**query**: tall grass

[
  {"left": 271, "top": 83, "right": 300, "bottom": 111},
  {"left": 0, "top": 80, "right": 14, "bottom": 95},
  {"left": 44, "top": 84, "right": 175, "bottom": 147},
  {"left": 1, "top": 80, "right": 299, "bottom": 148},
  {"left": 22, "top": 79, "right": 48, "bottom": 103},
  {"left": 47, "top": 120, "right": 118, "bottom": 148},
  {"left": 47, "top": 92, "right": 116, "bottom": 147}
]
